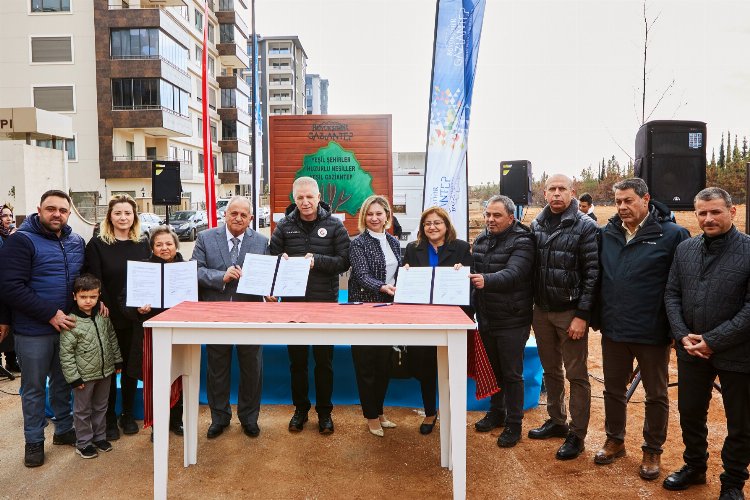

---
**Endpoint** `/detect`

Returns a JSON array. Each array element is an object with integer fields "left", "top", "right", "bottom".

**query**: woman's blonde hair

[
  {"left": 357, "top": 195, "right": 393, "bottom": 233},
  {"left": 99, "top": 194, "right": 142, "bottom": 244},
  {"left": 416, "top": 206, "right": 457, "bottom": 245}
]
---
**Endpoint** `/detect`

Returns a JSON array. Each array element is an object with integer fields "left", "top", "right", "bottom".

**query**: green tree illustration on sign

[{"left": 293, "top": 141, "right": 374, "bottom": 215}]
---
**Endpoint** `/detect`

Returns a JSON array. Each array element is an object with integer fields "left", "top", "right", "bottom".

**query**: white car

[{"left": 139, "top": 212, "right": 163, "bottom": 238}]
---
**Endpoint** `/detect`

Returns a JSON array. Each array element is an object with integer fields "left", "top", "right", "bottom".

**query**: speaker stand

[
  {"left": 0, "top": 364, "right": 14, "bottom": 381},
  {"left": 625, "top": 363, "right": 720, "bottom": 403}
]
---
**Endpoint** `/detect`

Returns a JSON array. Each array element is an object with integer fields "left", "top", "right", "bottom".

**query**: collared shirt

[
  {"left": 225, "top": 226, "right": 245, "bottom": 252},
  {"left": 623, "top": 217, "right": 647, "bottom": 244}
]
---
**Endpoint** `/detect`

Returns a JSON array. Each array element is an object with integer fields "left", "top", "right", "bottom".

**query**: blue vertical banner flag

[{"left": 422, "top": 0, "right": 486, "bottom": 240}]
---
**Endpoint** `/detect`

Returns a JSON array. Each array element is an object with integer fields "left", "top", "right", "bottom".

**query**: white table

[{"left": 145, "top": 302, "right": 473, "bottom": 499}]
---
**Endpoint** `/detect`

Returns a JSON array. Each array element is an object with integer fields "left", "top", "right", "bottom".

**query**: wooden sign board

[{"left": 269, "top": 114, "right": 393, "bottom": 235}]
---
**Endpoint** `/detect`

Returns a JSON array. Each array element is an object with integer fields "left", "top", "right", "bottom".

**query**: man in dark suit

[{"left": 192, "top": 196, "right": 270, "bottom": 439}]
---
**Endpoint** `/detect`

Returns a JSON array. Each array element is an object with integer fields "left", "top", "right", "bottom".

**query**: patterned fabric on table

[
  {"left": 143, "top": 327, "right": 182, "bottom": 429},
  {"left": 467, "top": 329, "right": 500, "bottom": 399}
]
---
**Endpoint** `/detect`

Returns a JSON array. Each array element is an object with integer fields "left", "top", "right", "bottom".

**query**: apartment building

[
  {"left": 0, "top": 0, "right": 253, "bottom": 212},
  {"left": 305, "top": 74, "right": 329, "bottom": 115}
]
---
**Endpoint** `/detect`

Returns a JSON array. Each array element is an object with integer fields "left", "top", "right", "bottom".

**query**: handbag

[{"left": 389, "top": 345, "right": 410, "bottom": 379}]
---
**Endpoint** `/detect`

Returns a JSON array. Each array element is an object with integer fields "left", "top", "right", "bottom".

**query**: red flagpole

[{"left": 202, "top": 0, "right": 217, "bottom": 228}]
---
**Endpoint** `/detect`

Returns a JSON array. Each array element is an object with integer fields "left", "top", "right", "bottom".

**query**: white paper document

[
  {"left": 273, "top": 257, "right": 311, "bottom": 297},
  {"left": 394, "top": 266, "right": 433, "bottom": 304},
  {"left": 126, "top": 260, "right": 198, "bottom": 308},
  {"left": 162, "top": 260, "right": 198, "bottom": 308},
  {"left": 126, "top": 261, "right": 162, "bottom": 308},
  {"left": 432, "top": 266, "right": 470, "bottom": 306},
  {"left": 237, "top": 254, "right": 279, "bottom": 296},
  {"left": 236, "top": 254, "right": 310, "bottom": 297}
]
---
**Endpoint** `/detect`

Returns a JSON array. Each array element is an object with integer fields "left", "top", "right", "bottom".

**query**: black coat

[
  {"left": 402, "top": 238, "right": 473, "bottom": 317},
  {"left": 269, "top": 202, "right": 350, "bottom": 302},
  {"left": 471, "top": 221, "right": 535, "bottom": 329},
  {"left": 530, "top": 199, "right": 599, "bottom": 317},
  {"left": 665, "top": 226, "right": 750, "bottom": 373},
  {"left": 348, "top": 231, "right": 402, "bottom": 303},
  {"left": 597, "top": 201, "right": 689, "bottom": 344}
]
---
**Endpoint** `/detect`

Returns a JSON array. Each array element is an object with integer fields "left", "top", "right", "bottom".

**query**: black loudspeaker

[
  {"left": 152, "top": 161, "right": 182, "bottom": 205},
  {"left": 499, "top": 160, "right": 532, "bottom": 205},
  {"left": 635, "top": 120, "right": 706, "bottom": 210}
]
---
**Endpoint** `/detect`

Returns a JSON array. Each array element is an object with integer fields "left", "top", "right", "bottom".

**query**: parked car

[
  {"left": 257, "top": 206, "right": 270, "bottom": 228},
  {"left": 139, "top": 212, "right": 163, "bottom": 238},
  {"left": 169, "top": 210, "right": 208, "bottom": 241},
  {"left": 216, "top": 198, "right": 230, "bottom": 219}
]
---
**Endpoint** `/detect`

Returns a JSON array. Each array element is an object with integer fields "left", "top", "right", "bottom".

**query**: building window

[
  {"left": 194, "top": 9, "right": 203, "bottom": 32},
  {"left": 146, "top": 147, "right": 157, "bottom": 160},
  {"left": 111, "top": 29, "right": 187, "bottom": 70},
  {"left": 221, "top": 88, "right": 235, "bottom": 108},
  {"left": 169, "top": 146, "right": 178, "bottom": 160},
  {"left": 223, "top": 152, "right": 237, "bottom": 172},
  {"left": 208, "top": 88, "right": 216, "bottom": 110},
  {"left": 207, "top": 56, "right": 215, "bottom": 77},
  {"left": 31, "top": 36, "right": 73, "bottom": 63},
  {"left": 36, "top": 137, "right": 76, "bottom": 161},
  {"left": 195, "top": 45, "right": 203, "bottom": 63},
  {"left": 33, "top": 85, "right": 74, "bottom": 112},
  {"left": 207, "top": 23, "right": 215, "bottom": 44},
  {"left": 126, "top": 141, "right": 135, "bottom": 160},
  {"left": 210, "top": 123, "right": 217, "bottom": 143},
  {"left": 31, "top": 0, "right": 70, "bottom": 12},
  {"left": 219, "top": 24, "right": 234, "bottom": 43},
  {"left": 198, "top": 153, "right": 204, "bottom": 173},
  {"left": 111, "top": 78, "right": 189, "bottom": 117},
  {"left": 198, "top": 117, "right": 203, "bottom": 133},
  {"left": 183, "top": 149, "right": 192, "bottom": 164}
]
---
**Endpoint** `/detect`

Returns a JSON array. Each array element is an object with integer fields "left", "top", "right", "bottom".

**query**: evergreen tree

[
  {"left": 743, "top": 136, "right": 748, "bottom": 159},
  {"left": 710, "top": 148, "right": 716, "bottom": 168},
  {"left": 718, "top": 133, "right": 726, "bottom": 168},
  {"left": 732, "top": 135, "right": 741, "bottom": 163}
]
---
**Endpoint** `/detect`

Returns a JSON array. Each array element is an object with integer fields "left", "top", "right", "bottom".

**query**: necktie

[{"left": 230, "top": 237, "right": 240, "bottom": 267}]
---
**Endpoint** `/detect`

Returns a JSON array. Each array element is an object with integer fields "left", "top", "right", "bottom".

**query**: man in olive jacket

[
  {"left": 663, "top": 187, "right": 750, "bottom": 500},
  {"left": 594, "top": 178, "right": 689, "bottom": 480},
  {"left": 529, "top": 174, "right": 599, "bottom": 460},
  {"left": 269, "top": 177, "right": 350, "bottom": 434},
  {"left": 470, "top": 195, "right": 535, "bottom": 448}
]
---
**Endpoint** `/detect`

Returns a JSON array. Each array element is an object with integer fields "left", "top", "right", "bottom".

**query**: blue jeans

[{"left": 14, "top": 334, "right": 74, "bottom": 444}]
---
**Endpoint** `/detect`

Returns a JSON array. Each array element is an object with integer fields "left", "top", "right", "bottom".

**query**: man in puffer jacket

[
  {"left": 60, "top": 274, "right": 123, "bottom": 459},
  {"left": 269, "top": 177, "right": 350, "bottom": 434},
  {"left": 528, "top": 174, "right": 599, "bottom": 460},
  {"left": 470, "top": 195, "right": 535, "bottom": 448},
  {"left": 0, "top": 190, "right": 85, "bottom": 467},
  {"left": 594, "top": 178, "right": 689, "bottom": 480},
  {"left": 663, "top": 187, "right": 750, "bottom": 499}
]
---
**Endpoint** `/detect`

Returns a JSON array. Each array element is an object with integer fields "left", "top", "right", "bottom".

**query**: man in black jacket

[
  {"left": 269, "top": 177, "right": 350, "bottom": 434},
  {"left": 528, "top": 174, "right": 599, "bottom": 460},
  {"left": 470, "top": 195, "right": 535, "bottom": 448},
  {"left": 594, "top": 178, "right": 689, "bottom": 480},
  {"left": 663, "top": 187, "right": 750, "bottom": 500}
]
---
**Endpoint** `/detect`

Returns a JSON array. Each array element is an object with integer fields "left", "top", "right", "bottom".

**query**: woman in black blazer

[
  {"left": 402, "top": 207, "right": 473, "bottom": 434},
  {"left": 348, "top": 195, "right": 402, "bottom": 437}
]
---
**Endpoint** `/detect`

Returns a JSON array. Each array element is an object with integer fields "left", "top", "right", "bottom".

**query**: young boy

[{"left": 60, "top": 274, "right": 123, "bottom": 459}]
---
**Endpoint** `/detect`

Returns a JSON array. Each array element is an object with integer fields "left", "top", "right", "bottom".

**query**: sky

[{"left": 256, "top": 0, "right": 750, "bottom": 185}]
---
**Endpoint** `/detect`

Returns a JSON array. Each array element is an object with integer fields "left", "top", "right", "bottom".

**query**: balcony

[
  {"left": 110, "top": 58, "right": 190, "bottom": 92},
  {"left": 217, "top": 42, "right": 249, "bottom": 70},
  {"left": 218, "top": 137, "right": 251, "bottom": 156},
  {"left": 111, "top": 107, "right": 192, "bottom": 137},
  {"left": 108, "top": 0, "right": 187, "bottom": 8},
  {"left": 216, "top": 10, "right": 249, "bottom": 39}
]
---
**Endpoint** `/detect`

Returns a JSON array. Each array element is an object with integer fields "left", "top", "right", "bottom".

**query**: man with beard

[{"left": 0, "top": 190, "right": 86, "bottom": 467}]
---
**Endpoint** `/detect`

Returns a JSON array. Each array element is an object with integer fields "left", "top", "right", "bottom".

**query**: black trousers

[
  {"left": 677, "top": 357, "right": 750, "bottom": 490},
  {"left": 351, "top": 346, "right": 391, "bottom": 419},
  {"left": 107, "top": 326, "right": 138, "bottom": 424},
  {"left": 206, "top": 344, "right": 263, "bottom": 426},
  {"left": 288, "top": 345, "right": 334, "bottom": 415},
  {"left": 408, "top": 346, "right": 437, "bottom": 417},
  {"left": 480, "top": 325, "right": 530, "bottom": 425}
]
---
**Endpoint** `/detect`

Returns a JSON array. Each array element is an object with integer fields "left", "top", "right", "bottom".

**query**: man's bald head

[{"left": 544, "top": 174, "right": 575, "bottom": 214}]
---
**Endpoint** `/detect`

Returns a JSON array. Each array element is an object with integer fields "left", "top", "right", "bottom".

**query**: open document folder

[
  {"left": 236, "top": 254, "right": 310, "bottom": 297},
  {"left": 126, "top": 260, "right": 198, "bottom": 308},
  {"left": 394, "top": 266, "right": 470, "bottom": 305}
]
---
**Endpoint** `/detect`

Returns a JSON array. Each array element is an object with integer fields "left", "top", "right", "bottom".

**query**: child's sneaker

[
  {"left": 93, "top": 440, "right": 113, "bottom": 452},
  {"left": 76, "top": 445, "right": 98, "bottom": 459}
]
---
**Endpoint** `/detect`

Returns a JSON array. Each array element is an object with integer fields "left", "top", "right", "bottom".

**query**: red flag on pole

[{"left": 202, "top": 0, "right": 217, "bottom": 228}]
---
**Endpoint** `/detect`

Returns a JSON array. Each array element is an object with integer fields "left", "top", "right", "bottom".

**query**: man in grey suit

[{"left": 192, "top": 196, "right": 269, "bottom": 439}]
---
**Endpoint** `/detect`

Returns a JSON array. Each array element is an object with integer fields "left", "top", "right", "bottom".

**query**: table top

[{"left": 145, "top": 301, "right": 475, "bottom": 329}]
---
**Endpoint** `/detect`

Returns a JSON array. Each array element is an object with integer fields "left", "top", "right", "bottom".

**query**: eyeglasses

[{"left": 423, "top": 221, "right": 444, "bottom": 228}]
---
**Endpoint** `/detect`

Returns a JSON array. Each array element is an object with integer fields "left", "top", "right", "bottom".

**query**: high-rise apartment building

[
  {"left": 305, "top": 74, "right": 328, "bottom": 115},
  {"left": 0, "top": 0, "right": 253, "bottom": 210}
]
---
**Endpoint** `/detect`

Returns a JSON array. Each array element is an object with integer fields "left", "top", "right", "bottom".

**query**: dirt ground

[{"left": 0, "top": 332, "right": 740, "bottom": 499}]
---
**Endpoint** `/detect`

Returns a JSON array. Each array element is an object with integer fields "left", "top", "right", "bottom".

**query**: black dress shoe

[
  {"left": 420, "top": 415, "right": 438, "bottom": 435},
  {"left": 242, "top": 423, "right": 260, "bottom": 437},
  {"left": 719, "top": 485, "right": 745, "bottom": 500},
  {"left": 119, "top": 414, "right": 139, "bottom": 435},
  {"left": 106, "top": 423, "right": 121, "bottom": 441},
  {"left": 556, "top": 433, "right": 585, "bottom": 460},
  {"left": 528, "top": 419, "right": 570, "bottom": 440},
  {"left": 474, "top": 411, "right": 506, "bottom": 433},
  {"left": 289, "top": 410, "right": 308, "bottom": 432},
  {"left": 170, "top": 424, "right": 184, "bottom": 436},
  {"left": 497, "top": 424, "right": 522, "bottom": 448},
  {"left": 318, "top": 414, "right": 334, "bottom": 434},
  {"left": 206, "top": 423, "right": 228, "bottom": 439},
  {"left": 662, "top": 465, "right": 707, "bottom": 491}
]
